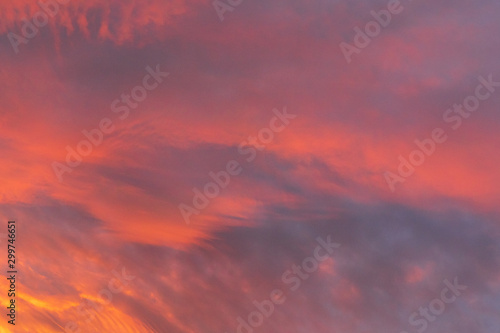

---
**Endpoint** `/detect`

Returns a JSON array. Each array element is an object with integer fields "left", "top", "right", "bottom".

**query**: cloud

[{"left": 1, "top": 0, "right": 500, "bottom": 331}]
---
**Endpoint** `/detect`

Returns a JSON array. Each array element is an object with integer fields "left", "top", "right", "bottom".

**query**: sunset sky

[{"left": 0, "top": 0, "right": 499, "bottom": 332}]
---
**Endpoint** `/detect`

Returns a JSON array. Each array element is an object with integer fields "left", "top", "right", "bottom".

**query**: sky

[{"left": 0, "top": 0, "right": 499, "bottom": 332}]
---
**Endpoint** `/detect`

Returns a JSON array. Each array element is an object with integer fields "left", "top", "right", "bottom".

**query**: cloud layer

[{"left": 0, "top": 0, "right": 499, "bottom": 332}]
